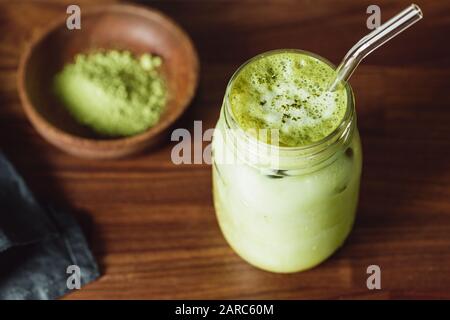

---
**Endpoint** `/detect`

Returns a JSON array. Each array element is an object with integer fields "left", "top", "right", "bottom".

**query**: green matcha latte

[
  {"left": 212, "top": 50, "right": 362, "bottom": 273},
  {"left": 229, "top": 51, "right": 347, "bottom": 147}
]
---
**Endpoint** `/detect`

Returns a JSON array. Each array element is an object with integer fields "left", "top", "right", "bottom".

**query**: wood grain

[{"left": 0, "top": 0, "right": 449, "bottom": 299}]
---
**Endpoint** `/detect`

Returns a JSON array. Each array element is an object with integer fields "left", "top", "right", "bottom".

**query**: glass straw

[{"left": 329, "top": 4, "right": 423, "bottom": 91}]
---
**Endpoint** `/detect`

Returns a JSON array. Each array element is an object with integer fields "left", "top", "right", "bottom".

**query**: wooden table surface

[{"left": 1, "top": 0, "right": 449, "bottom": 299}]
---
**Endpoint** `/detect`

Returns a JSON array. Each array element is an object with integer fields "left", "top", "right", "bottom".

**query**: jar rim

[{"left": 223, "top": 49, "right": 355, "bottom": 153}]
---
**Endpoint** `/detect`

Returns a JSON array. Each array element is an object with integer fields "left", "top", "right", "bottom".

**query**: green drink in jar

[{"left": 212, "top": 50, "right": 362, "bottom": 273}]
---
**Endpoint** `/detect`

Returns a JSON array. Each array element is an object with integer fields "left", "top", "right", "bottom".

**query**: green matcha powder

[{"left": 54, "top": 50, "right": 167, "bottom": 137}]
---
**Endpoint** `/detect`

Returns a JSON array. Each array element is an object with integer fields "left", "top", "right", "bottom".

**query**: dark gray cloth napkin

[{"left": 0, "top": 151, "right": 99, "bottom": 299}]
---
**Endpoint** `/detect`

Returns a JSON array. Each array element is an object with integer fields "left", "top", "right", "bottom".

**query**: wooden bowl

[{"left": 18, "top": 4, "right": 199, "bottom": 159}]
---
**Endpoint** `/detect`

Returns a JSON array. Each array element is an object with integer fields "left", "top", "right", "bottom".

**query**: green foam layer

[{"left": 229, "top": 51, "right": 347, "bottom": 147}]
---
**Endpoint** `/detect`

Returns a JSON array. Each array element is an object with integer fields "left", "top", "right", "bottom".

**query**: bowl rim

[{"left": 17, "top": 3, "right": 199, "bottom": 150}]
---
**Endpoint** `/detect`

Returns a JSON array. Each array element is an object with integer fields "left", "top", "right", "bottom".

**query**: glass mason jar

[{"left": 212, "top": 49, "right": 362, "bottom": 273}]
